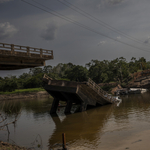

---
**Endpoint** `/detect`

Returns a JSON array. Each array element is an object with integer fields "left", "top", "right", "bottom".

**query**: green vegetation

[
  {"left": 0, "top": 56, "right": 150, "bottom": 92},
  {"left": 0, "top": 88, "right": 45, "bottom": 95}
]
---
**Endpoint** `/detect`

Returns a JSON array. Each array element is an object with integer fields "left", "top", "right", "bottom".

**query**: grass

[
  {"left": 0, "top": 88, "right": 45, "bottom": 95},
  {"left": 109, "top": 81, "right": 116, "bottom": 83},
  {"left": 137, "top": 70, "right": 143, "bottom": 72}
]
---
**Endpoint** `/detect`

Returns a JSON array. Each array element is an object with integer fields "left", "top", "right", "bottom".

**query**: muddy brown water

[{"left": 1, "top": 92, "right": 150, "bottom": 150}]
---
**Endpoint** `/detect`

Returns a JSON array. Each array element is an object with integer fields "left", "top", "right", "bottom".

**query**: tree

[
  {"left": 87, "top": 60, "right": 103, "bottom": 83},
  {"left": 29, "top": 67, "right": 43, "bottom": 76},
  {"left": 43, "top": 65, "right": 53, "bottom": 74},
  {"left": 87, "top": 60, "right": 111, "bottom": 83},
  {"left": 138, "top": 57, "right": 147, "bottom": 70},
  {"left": 146, "top": 61, "right": 150, "bottom": 69},
  {"left": 18, "top": 73, "right": 31, "bottom": 89},
  {"left": 66, "top": 65, "right": 88, "bottom": 82},
  {"left": 0, "top": 76, "right": 18, "bottom": 92},
  {"left": 19, "top": 73, "right": 31, "bottom": 79},
  {"left": 23, "top": 74, "right": 43, "bottom": 88},
  {"left": 117, "top": 57, "right": 129, "bottom": 83},
  {"left": 129, "top": 57, "right": 138, "bottom": 73},
  {"left": 52, "top": 63, "right": 74, "bottom": 79}
]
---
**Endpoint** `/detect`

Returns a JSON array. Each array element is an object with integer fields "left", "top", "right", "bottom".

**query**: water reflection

[
  {"left": 0, "top": 93, "right": 150, "bottom": 150},
  {"left": 49, "top": 105, "right": 114, "bottom": 149},
  {"left": 0, "top": 98, "right": 54, "bottom": 148},
  {"left": 0, "top": 100, "right": 22, "bottom": 115}
]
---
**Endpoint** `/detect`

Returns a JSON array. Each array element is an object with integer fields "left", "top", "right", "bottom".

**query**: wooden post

[
  {"left": 11, "top": 44, "right": 14, "bottom": 54},
  {"left": 62, "top": 133, "right": 67, "bottom": 150}
]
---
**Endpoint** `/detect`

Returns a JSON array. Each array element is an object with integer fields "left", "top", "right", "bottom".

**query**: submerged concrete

[{"left": 43, "top": 75, "right": 116, "bottom": 113}]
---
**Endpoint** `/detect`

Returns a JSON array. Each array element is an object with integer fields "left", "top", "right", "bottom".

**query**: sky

[{"left": 1, "top": 0, "right": 150, "bottom": 77}]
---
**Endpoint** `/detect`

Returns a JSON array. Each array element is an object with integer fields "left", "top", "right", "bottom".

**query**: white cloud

[
  {"left": 98, "top": 41, "right": 106, "bottom": 46},
  {"left": 108, "top": 0, "right": 125, "bottom": 5},
  {"left": 0, "top": 22, "right": 18, "bottom": 40},
  {"left": 40, "top": 23, "right": 59, "bottom": 41},
  {"left": 117, "top": 36, "right": 121, "bottom": 40},
  {"left": 97, "top": 0, "right": 126, "bottom": 8},
  {"left": 0, "top": 0, "right": 12, "bottom": 3}
]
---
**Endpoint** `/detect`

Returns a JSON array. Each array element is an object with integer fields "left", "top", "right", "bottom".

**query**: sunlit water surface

[{"left": 1, "top": 92, "right": 150, "bottom": 150}]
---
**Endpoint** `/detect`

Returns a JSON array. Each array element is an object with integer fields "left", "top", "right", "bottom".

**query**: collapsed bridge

[
  {"left": 0, "top": 43, "right": 53, "bottom": 70},
  {"left": 43, "top": 75, "right": 117, "bottom": 114}
]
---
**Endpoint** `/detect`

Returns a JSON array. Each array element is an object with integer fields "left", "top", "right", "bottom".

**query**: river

[{"left": 1, "top": 92, "right": 150, "bottom": 150}]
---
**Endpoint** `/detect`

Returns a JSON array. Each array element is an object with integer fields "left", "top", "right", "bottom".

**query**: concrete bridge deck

[
  {"left": 43, "top": 75, "right": 116, "bottom": 114},
  {"left": 0, "top": 43, "right": 53, "bottom": 70}
]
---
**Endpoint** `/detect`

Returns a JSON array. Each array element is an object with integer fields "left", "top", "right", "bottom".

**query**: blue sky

[{"left": 1, "top": 0, "right": 150, "bottom": 77}]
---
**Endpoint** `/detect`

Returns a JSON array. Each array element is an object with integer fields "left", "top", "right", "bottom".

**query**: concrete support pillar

[
  {"left": 50, "top": 98, "right": 59, "bottom": 114},
  {"left": 79, "top": 101, "right": 87, "bottom": 112},
  {"left": 64, "top": 100, "right": 72, "bottom": 114}
]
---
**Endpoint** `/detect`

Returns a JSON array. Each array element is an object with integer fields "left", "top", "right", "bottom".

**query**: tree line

[{"left": 0, "top": 57, "right": 150, "bottom": 92}]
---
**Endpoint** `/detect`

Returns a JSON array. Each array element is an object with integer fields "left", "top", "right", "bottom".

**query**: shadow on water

[{"left": 49, "top": 104, "right": 114, "bottom": 149}]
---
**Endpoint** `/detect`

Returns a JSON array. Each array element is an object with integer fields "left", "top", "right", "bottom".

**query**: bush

[{"left": 0, "top": 79, "right": 18, "bottom": 92}]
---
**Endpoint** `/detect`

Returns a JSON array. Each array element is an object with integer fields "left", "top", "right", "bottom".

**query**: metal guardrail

[
  {"left": 43, "top": 74, "right": 53, "bottom": 80},
  {"left": 0, "top": 43, "right": 53, "bottom": 58},
  {"left": 87, "top": 78, "right": 116, "bottom": 103}
]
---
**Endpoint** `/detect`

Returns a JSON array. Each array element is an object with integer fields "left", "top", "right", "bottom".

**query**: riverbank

[
  {"left": 0, "top": 91, "right": 50, "bottom": 101},
  {"left": 0, "top": 141, "right": 28, "bottom": 150}
]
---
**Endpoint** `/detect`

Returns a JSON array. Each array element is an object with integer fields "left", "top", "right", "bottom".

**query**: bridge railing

[
  {"left": 87, "top": 78, "right": 116, "bottom": 103},
  {"left": 0, "top": 43, "right": 53, "bottom": 59},
  {"left": 43, "top": 74, "right": 53, "bottom": 80}
]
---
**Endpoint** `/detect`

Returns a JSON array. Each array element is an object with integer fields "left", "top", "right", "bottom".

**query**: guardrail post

[
  {"left": 11, "top": 44, "right": 14, "bottom": 54},
  {"left": 51, "top": 51, "right": 53, "bottom": 58},
  {"left": 27, "top": 47, "right": 31, "bottom": 57},
  {"left": 40, "top": 48, "right": 43, "bottom": 58}
]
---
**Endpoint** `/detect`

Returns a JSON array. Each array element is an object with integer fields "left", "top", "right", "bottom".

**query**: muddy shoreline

[
  {"left": 0, "top": 91, "right": 50, "bottom": 101},
  {"left": 0, "top": 141, "right": 29, "bottom": 150}
]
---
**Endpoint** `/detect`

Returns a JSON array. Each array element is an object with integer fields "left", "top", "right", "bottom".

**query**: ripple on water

[{"left": 1, "top": 94, "right": 150, "bottom": 150}]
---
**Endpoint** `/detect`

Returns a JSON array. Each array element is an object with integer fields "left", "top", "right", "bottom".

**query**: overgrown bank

[
  {"left": 0, "top": 88, "right": 50, "bottom": 101},
  {"left": 1, "top": 57, "right": 150, "bottom": 96}
]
